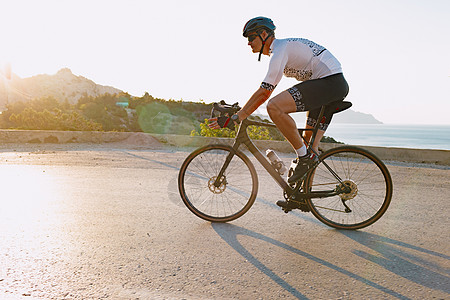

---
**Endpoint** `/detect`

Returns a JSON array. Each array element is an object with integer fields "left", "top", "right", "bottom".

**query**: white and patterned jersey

[{"left": 261, "top": 38, "right": 343, "bottom": 91}]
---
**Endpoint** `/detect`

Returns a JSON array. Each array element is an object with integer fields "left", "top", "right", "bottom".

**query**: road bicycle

[{"left": 178, "top": 101, "right": 393, "bottom": 230}]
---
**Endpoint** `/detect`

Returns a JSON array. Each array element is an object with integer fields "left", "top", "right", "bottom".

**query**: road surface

[{"left": 0, "top": 143, "right": 449, "bottom": 299}]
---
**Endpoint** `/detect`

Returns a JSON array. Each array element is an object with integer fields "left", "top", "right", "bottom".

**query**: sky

[{"left": 1, "top": 0, "right": 449, "bottom": 125}]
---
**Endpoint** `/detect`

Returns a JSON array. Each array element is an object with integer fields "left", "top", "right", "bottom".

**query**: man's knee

[
  {"left": 266, "top": 98, "right": 280, "bottom": 117},
  {"left": 267, "top": 91, "right": 297, "bottom": 117}
]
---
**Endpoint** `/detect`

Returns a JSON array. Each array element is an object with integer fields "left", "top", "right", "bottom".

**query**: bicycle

[{"left": 178, "top": 101, "right": 393, "bottom": 230}]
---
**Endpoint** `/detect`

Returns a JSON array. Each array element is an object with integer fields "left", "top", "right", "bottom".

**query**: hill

[
  {"left": 279, "top": 109, "right": 383, "bottom": 126},
  {"left": 332, "top": 109, "right": 382, "bottom": 124},
  {"left": 1, "top": 68, "right": 382, "bottom": 124},
  {"left": 0, "top": 68, "right": 121, "bottom": 110}
]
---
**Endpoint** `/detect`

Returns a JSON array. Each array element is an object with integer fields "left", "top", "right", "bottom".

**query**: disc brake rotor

[{"left": 208, "top": 176, "right": 226, "bottom": 194}]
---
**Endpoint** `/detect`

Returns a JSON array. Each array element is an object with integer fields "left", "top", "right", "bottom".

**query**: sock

[{"left": 295, "top": 145, "right": 308, "bottom": 157}]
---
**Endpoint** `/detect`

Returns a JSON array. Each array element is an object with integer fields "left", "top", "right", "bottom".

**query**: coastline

[
  {"left": 324, "top": 123, "right": 450, "bottom": 151},
  {"left": 1, "top": 129, "right": 449, "bottom": 167}
]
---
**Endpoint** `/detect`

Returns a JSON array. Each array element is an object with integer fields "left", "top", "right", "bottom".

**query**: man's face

[
  {"left": 247, "top": 32, "right": 261, "bottom": 53},
  {"left": 247, "top": 30, "right": 269, "bottom": 53}
]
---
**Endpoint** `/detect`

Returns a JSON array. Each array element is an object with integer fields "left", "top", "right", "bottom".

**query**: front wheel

[
  {"left": 304, "top": 146, "right": 393, "bottom": 230},
  {"left": 178, "top": 144, "right": 258, "bottom": 222}
]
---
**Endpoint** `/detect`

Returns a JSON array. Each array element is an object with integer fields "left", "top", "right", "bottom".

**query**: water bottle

[{"left": 266, "top": 149, "right": 287, "bottom": 175}]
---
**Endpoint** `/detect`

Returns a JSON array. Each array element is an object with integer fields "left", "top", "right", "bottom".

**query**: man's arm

[{"left": 236, "top": 87, "right": 272, "bottom": 121}]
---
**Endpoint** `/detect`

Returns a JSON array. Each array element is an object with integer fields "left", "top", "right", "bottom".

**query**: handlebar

[
  {"left": 211, "top": 100, "right": 278, "bottom": 129},
  {"left": 211, "top": 100, "right": 241, "bottom": 118}
]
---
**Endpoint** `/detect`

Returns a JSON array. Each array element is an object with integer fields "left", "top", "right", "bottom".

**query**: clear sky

[{"left": 1, "top": 0, "right": 449, "bottom": 124}]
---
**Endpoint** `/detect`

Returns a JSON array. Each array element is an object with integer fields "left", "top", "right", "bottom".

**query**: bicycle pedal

[
  {"left": 276, "top": 200, "right": 296, "bottom": 212},
  {"left": 276, "top": 200, "right": 310, "bottom": 213}
]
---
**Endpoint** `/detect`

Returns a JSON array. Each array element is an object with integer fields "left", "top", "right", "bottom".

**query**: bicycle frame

[
  {"left": 213, "top": 106, "right": 349, "bottom": 201},
  {"left": 179, "top": 100, "right": 392, "bottom": 228}
]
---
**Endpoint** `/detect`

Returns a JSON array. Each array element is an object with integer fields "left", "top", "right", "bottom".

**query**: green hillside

[{"left": 0, "top": 92, "right": 341, "bottom": 143}]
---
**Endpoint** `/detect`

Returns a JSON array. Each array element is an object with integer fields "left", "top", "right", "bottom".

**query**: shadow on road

[
  {"left": 341, "top": 231, "right": 450, "bottom": 294},
  {"left": 212, "top": 223, "right": 449, "bottom": 299},
  {"left": 129, "top": 150, "right": 449, "bottom": 297}
]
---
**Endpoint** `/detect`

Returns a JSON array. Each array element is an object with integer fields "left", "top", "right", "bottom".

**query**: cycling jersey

[{"left": 261, "top": 38, "right": 343, "bottom": 91}]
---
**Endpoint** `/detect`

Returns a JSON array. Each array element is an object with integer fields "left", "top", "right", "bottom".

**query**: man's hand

[{"left": 208, "top": 116, "right": 235, "bottom": 130}]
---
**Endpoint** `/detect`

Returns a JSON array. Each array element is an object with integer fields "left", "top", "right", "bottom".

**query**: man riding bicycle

[{"left": 209, "top": 17, "right": 349, "bottom": 186}]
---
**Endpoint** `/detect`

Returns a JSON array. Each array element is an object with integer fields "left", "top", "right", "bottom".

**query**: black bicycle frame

[{"left": 214, "top": 105, "right": 348, "bottom": 200}]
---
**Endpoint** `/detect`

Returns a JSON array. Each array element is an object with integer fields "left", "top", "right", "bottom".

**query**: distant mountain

[
  {"left": 330, "top": 109, "right": 382, "bottom": 124},
  {"left": 260, "top": 108, "right": 383, "bottom": 125},
  {"left": 0, "top": 68, "right": 122, "bottom": 109}
]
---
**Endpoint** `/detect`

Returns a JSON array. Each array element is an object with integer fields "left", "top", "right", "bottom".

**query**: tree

[
  {"left": 191, "top": 119, "right": 273, "bottom": 140},
  {"left": 8, "top": 107, "right": 102, "bottom": 131}
]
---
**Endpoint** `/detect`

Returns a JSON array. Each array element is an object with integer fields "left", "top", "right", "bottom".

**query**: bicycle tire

[
  {"left": 178, "top": 144, "right": 258, "bottom": 222},
  {"left": 304, "top": 146, "right": 393, "bottom": 230}
]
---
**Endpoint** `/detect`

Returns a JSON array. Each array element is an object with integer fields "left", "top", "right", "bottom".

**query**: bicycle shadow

[
  {"left": 341, "top": 230, "right": 450, "bottom": 293},
  {"left": 129, "top": 150, "right": 449, "bottom": 296},
  {"left": 212, "top": 223, "right": 449, "bottom": 299}
]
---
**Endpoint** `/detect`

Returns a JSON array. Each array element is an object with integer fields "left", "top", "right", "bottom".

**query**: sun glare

[{"left": 0, "top": 165, "right": 62, "bottom": 232}]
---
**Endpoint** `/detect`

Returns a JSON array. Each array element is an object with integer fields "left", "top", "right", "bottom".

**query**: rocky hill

[
  {"left": 287, "top": 109, "right": 383, "bottom": 125},
  {"left": 0, "top": 68, "right": 122, "bottom": 109},
  {"left": 0, "top": 68, "right": 383, "bottom": 124},
  {"left": 332, "top": 109, "right": 382, "bottom": 124}
]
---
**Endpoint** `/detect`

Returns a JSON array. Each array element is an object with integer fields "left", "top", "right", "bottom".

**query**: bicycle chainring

[{"left": 283, "top": 190, "right": 311, "bottom": 212}]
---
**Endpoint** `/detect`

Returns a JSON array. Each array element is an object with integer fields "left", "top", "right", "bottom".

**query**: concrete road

[{"left": 0, "top": 144, "right": 449, "bottom": 299}]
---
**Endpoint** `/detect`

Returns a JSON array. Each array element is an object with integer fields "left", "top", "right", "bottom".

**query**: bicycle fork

[{"left": 213, "top": 149, "right": 235, "bottom": 188}]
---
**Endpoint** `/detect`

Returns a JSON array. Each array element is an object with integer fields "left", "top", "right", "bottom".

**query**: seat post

[{"left": 307, "top": 105, "right": 326, "bottom": 151}]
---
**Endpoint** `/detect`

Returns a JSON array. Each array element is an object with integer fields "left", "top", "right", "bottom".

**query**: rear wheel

[
  {"left": 178, "top": 144, "right": 258, "bottom": 222},
  {"left": 304, "top": 146, "right": 393, "bottom": 230}
]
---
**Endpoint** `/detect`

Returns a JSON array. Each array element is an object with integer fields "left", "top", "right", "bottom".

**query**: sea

[{"left": 323, "top": 124, "right": 450, "bottom": 151}]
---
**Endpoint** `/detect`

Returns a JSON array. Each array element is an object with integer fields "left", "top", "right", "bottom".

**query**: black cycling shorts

[{"left": 287, "top": 73, "right": 349, "bottom": 130}]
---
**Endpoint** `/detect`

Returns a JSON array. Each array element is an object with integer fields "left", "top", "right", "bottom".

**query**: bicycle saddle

[{"left": 326, "top": 101, "right": 352, "bottom": 115}]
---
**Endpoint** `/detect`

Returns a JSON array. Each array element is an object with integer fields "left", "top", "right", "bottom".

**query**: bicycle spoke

[
  {"left": 179, "top": 145, "right": 258, "bottom": 222},
  {"left": 305, "top": 146, "right": 392, "bottom": 229}
]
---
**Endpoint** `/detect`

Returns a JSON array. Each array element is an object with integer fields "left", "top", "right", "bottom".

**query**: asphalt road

[{"left": 0, "top": 144, "right": 449, "bottom": 299}]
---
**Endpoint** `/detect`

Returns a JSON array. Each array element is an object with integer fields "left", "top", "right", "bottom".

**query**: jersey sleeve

[{"left": 261, "top": 42, "right": 288, "bottom": 91}]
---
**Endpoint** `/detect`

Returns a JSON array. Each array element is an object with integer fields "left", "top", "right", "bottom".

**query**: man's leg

[
  {"left": 266, "top": 91, "right": 325, "bottom": 156},
  {"left": 266, "top": 91, "right": 303, "bottom": 150},
  {"left": 268, "top": 92, "right": 316, "bottom": 210},
  {"left": 303, "top": 124, "right": 325, "bottom": 154},
  {"left": 267, "top": 91, "right": 318, "bottom": 184}
]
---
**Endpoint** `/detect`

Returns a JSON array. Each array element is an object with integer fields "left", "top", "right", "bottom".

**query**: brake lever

[{"left": 211, "top": 101, "right": 241, "bottom": 119}]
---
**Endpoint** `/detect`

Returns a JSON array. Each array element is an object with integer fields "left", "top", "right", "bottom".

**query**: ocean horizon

[{"left": 323, "top": 124, "right": 450, "bottom": 151}]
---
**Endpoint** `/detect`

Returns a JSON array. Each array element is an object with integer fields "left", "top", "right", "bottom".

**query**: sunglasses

[{"left": 247, "top": 34, "right": 259, "bottom": 42}]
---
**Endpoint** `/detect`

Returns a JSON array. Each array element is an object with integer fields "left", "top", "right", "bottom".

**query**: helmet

[
  {"left": 243, "top": 17, "right": 276, "bottom": 37},
  {"left": 243, "top": 17, "right": 276, "bottom": 61}
]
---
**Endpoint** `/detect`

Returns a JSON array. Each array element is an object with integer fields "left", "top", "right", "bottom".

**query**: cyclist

[{"left": 210, "top": 16, "right": 349, "bottom": 185}]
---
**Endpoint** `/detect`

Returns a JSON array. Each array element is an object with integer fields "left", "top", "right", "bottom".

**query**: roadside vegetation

[{"left": 0, "top": 92, "right": 341, "bottom": 143}]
